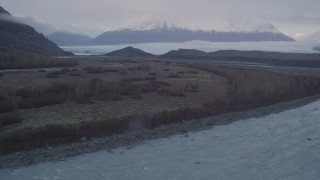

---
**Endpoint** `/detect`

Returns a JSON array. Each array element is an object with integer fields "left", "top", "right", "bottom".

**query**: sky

[{"left": 1, "top": 0, "right": 320, "bottom": 39}]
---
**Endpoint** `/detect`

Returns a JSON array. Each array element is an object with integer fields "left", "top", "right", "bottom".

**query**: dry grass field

[{"left": 1, "top": 57, "right": 320, "bottom": 154}]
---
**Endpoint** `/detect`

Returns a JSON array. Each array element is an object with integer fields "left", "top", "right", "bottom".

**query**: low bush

[
  {"left": 45, "top": 72, "right": 60, "bottom": 78},
  {"left": 122, "top": 77, "right": 144, "bottom": 82},
  {"left": 148, "top": 72, "right": 157, "bottom": 76},
  {"left": 111, "top": 94, "right": 123, "bottom": 101},
  {"left": 168, "top": 74, "right": 180, "bottom": 78},
  {"left": 158, "top": 89, "right": 185, "bottom": 97},
  {"left": 68, "top": 72, "right": 81, "bottom": 76},
  {"left": 137, "top": 65, "right": 150, "bottom": 71},
  {"left": 168, "top": 90, "right": 186, "bottom": 97},
  {"left": 0, "top": 50, "right": 78, "bottom": 69},
  {"left": 185, "top": 84, "right": 199, "bottom": 92},
  {"left": 0, "top": 112, "right": 22, "bottom": 128},
  {"left": 187, "top": 70, "right": 199, "bottom": 74},
  {"left": 144, "top": 76, "right": 157, "bottom": 81},
  {"left": 85, "top": 67, "right": 106, "bottom": 74},
  {"left": 131, "top": 93, "right": 143, "bottom": 100},
  {"left": 140, "top": 83, "right": 158, "bottom": 93},
  {"left": 0, "top": 100, "right": 15, "bottom": 113}
]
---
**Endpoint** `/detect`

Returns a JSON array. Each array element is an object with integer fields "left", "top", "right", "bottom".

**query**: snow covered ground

[{"left": 1, "top": 99, "right": 320, "bottom": 180}]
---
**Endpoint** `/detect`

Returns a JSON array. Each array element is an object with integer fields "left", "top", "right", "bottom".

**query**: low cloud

[{"left": 2, "top": 0, "right": 320, "bottom": 36}]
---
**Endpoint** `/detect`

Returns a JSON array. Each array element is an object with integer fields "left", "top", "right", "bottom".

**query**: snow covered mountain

[{"left": 87, "top": 22, "right": 294, "bottom": 45}]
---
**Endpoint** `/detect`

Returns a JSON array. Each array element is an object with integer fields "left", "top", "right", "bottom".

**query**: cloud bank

[{"left": 1, "top": 0, "right": 320, "bottom": 36}]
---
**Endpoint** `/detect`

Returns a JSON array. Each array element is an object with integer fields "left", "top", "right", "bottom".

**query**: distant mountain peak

[
  {"left": 251, "top": 23, "right": 280, "bottom": 33},
  {"left": 117, "top": 20, "right": 179, "bottom": 31}
]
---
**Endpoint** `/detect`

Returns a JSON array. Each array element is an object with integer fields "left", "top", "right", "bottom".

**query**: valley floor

[{"left": 1, "top": 96, "right": 320, "bottom": 180}]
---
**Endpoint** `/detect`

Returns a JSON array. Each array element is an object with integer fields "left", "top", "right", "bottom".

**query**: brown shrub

[
  {"left": 118, "top": 84, "right": 137, "bottom": 96},
  {"left": 145, "top": 76, "right": 157, "bottom": 81},
  {"left": 137, "top": 65, "right": 150, "bottom": 71},
  {"left": 140, "top": 83, "right": 159, "bottom": 93},
  {"left": 0, "top": 50, "right": 78, "bottom": 69},
  {"left": 157, "top": 81, "right": 171, "bottom": 86},
  {"left": 185, "top": 84, "right": 199, "bottom": 92},
  {"left": 148, "top": 72, "right": 157, "bottom": 76},
  {"left": 158, "top": 89, "right": 186, "bottom": 97},
  {"left": 111, "top": 94, "right": 123, "bottom": 101},
  {"left": 168, "top": 90, "right": 186, "bottom": 97},
  {"left": 187, "top": 70, "right": 199, "bottom": 74},
  {"left": 0, "top": 100, "right": 15, "bottom": 113},
  {"left": 168, "top": 74, "right": 180, "bottom": 78},
  {"left": 158, "top": 89, "right": 170, "bottom": 96},
  {"left": 45, "top": 72, "right": 60, "bottom": 78},
  {"left": 0, "top": 112, "right": 22, "bottom": 127},
  {"left": 122, "top": 77, "right": 144, "bottom": 82},
  {"left": 68, "top": 72, "right": 81, "bottom": 76},
  {"left": 85, "top": 67, "right": 106, "bottom": 74},
  {"left": 131, "top": 93, "right": 143, "bottom": 100}
]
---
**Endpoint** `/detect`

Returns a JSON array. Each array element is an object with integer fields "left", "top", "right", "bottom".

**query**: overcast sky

[{"left": 1, "top": 0, "right": 320, "bottom": 38}]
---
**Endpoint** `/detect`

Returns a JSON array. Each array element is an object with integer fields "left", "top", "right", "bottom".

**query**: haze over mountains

[
  {"left": 37, "top": 19, "right": 295, "bottom": 46},
  {"left": 86, "top": 23, "right": 294, "bottom": 45},
  {"left": 0, "top": 6, "right": 71, "bottom": 56},
  {"left": 46, "top": 31, "right": 93, "bottom": 46}
]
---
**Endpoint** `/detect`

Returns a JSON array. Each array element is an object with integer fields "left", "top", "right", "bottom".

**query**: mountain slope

[
  {"left": 0, "top": 6, "right": 10, "bottom": 15},
  {"left": 87, "top": 25, "right": 294, "bottom": 45},
  {"left": 46, "top": 31, "right": 93, "bottom": 46},
  {"left": 0, "top": 6, "right": 72, "bottom": 56},
  {"left": 105, "top": 46, "right": 154, "bottom": 58}
]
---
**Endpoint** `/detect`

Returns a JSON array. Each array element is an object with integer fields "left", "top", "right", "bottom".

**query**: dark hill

[
  {"left": 160, "top": 49, "right": 208, "bottom": 59},
  {"left": 105, "top": 46, "right": 154, "bottom": 58},
  {"left": 0, "top": 6, "right": 10, "bottom": 15},
  {"left": 313, "top": 46, "right": 320, "bottom": 52},
  {"left": 0, "top": 6, "right": 72, "bottom": 56}
]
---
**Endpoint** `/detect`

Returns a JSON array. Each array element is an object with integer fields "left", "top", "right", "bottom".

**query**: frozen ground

[{"left": 1, "top": 98, "right": 320, "bottom": 179}]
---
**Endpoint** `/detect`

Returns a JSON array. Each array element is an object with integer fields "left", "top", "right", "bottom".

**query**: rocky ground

[{"left": 1, "top": 94, "right": 319, "bottom": 168}]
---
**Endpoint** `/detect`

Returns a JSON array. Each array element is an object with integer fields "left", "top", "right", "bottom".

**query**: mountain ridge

[
  {"left": 0, "top": 6, "right": 72, "bottom": 56},
  {"left": 87, "top": 25, "right": 294, "bottom": 45},
  {"left": 46, "top": 31, "right": 93, "bottom": 46}
]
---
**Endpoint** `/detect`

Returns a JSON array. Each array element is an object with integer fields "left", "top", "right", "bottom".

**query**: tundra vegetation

[{"left": 1, "top": 57, "right": 320, "bottom": 154}]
